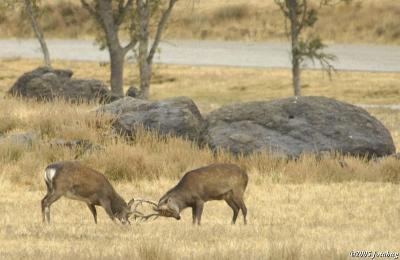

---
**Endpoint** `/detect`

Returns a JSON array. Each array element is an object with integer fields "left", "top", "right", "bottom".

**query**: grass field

[
  {"left": 0, "top": 0, "right": 399, "bottom": 45},
  {"left": 0, "top": 59, "right": 400, "bottom": 259},
  {"left": 2, "top": 59, "right": 400, "bottom": 111},
  {"left": 1, "top": 181, "right": 399, "bottom": 259}
]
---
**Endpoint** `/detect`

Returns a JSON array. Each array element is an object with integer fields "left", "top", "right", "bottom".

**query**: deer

[
  {"left": 41, "top": 161, "right": 150, "bottom": 224},
  {"left": 142, "top": 163, "right": 249, "bottom": 225}
]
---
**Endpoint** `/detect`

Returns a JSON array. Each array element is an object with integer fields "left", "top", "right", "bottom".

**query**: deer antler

[
  {"left": 128, "top": 198, "right": 160, "bottom": 221},
  {"left": 133, "top": 198, "right": 158, "bottom": 207},
  {"left": 139, "top": 213, "right": 160, "bottom": 221}
]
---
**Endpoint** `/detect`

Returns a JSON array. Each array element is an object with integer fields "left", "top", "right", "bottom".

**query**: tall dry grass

[
  {"left": 0, "top": 59, "right": 399, "bottom": 188},
  {"left": 0, "top": 178, "right": 399, "bottom": 259},
  {"left": 0, "top": 95, "right": 399, "bottom": 188},
  {"left": 2, "top": 59, "right": 400, "bottom": 111},
  {"left": 0, "top": 0, "right": 399, "bottom": 44},
  {"left": 0, "top": 59, "right": 399, "bottom": 259}
]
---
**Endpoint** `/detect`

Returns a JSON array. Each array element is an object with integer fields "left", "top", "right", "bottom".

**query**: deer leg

[
  {"left": 41, "top": 181, "right": 52, "bottom": 223},
  {"left": 195, "top": 201, "right": 204, "bottom": 225},
  {"left": 192, "top": 205, "right": 197, "bottom": 225},
  {"left": 41, "top": 192, "right": 63, "bottom": 223},
  {"left": 41, "top": 193, "right": 49, "bottom": 223},
  {"left": 101, "top": 200, "right": 115, "bottom": 223},
  {"left": 234, "top": 197, "right": 247, "bottom": 225},
  {"left": 225, "top": 197, "right": 239, "bottom": 224},
  {"left": 87, "top": 203, "right": 97, "bottom": 224}
]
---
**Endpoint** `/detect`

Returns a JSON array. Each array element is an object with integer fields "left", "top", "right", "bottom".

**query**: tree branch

[
  {"left": 115, "top": 0, "right": 134, "bottom": 26},
  {"left": 147, "top": 0, "right": 177, "bottom": 64},
  {"left": 275, "top": 0, "right": 289, "bottom": 17},
  {"left": 81, "top": 0, "right": 107, "bottom": 31},
  {"left": 297, "top": 0, "right": 308, "bottom": 33},
  {"left": 123, "top": 39, "right": 137, "bottom": 54}
]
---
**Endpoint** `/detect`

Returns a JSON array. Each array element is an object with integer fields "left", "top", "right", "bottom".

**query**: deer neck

[
  {"left": 110, "top": 192, "right": 128, "bottom": 214},
  {"left": 169, "top": 190, "right": 188, "bottom": 212}
]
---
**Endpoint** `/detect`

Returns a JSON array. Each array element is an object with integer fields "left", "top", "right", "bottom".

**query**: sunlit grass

[
  {"left": 1, "top": 0, "right": 400, "bottom": 44},
  {"left": 1, "top": 59, "right": 400, "bottom": 112},
  {"left": 0, "top": 181, "right": 399, "bottom": 259},
  {"left": 0, "top": 58, "right": 399, "bottom": 259}
]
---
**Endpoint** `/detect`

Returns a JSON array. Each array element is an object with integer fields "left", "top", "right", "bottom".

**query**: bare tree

[
  {"left": 81, "top": 0, "right": 177, "bottom": 99},
  {"left": 1, "top": 0, "right": 51, "bottom": 67},
  {"left": 275, "top": 0, "right": 340, "bottom": 96},
  {"left": 24, "top": 0, "right": 51, "bottom": 68},
  {"left": 135, "top": 0, "right": 178, "bottom": 99},
  {"left": 81, "top": 0, "right": 137, "bottom": 97}
]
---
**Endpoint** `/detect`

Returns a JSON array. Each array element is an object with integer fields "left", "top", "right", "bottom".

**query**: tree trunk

[
  {"left": 137, "top": 0, "right": 151, "bottom": 99},
  {"left": 24, "top": 0, "right": 51, "bottom": 68},
  {"left": 109, "top": 48, "right": 125, "bottom": 97},
  {"left": 292, "top": 56, "right": 301, "bottom": 96},
  {"left": 97, "top": 0, "right": 125, "bottom": 98},
  {"left": 287, "top": 0, "right": 301, "bottom": 96},
  {"left": 137, "top": 15, "right": 151, "bottom": 99},
  {"left": 139, "top": 61, "right": 152, "bottom": 100},
  {"left": 135, "top": 0, "right": 177, "bottom": 99}
]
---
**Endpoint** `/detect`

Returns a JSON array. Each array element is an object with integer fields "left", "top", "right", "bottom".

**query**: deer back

[{"left": 44, "top": 161, "right": 123, "bottom": 206}]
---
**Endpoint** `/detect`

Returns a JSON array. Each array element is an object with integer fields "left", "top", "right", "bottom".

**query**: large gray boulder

[
  {"left": 203, "top": 96, "right": 395, "bottom": 158},
  {"left": 8, "top": 67, "right": 113, "bottom": 102},
  {"left": 97, "top": 96, "right": 206, "bottom": 141}
]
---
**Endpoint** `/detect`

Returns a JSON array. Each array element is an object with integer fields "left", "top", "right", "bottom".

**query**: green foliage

[
  {"left": 304, "top": 8, "right": 317, "bottom": 27},
  {"left": 297, "top": 36, "right": 336, "bottom": 76},
  {"left": 275, "top": 0, "right": 339, "bottom": 79}
]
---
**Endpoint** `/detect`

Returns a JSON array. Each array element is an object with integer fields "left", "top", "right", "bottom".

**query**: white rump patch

[{"left": 44, "top": 168, "right": 57, "bottom": 183}]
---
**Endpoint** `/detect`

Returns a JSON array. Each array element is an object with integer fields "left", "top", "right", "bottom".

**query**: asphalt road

[{"left": 1, "top": 39, "right": 400, "bottom": 72}]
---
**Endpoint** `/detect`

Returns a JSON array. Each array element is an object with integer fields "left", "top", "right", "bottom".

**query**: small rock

[
  {"left": 50, "top": 139, "right": 101, "bottom": 150},
  {"left": 126, "top": 86, "right": 139, "bottom": 98},
  {"left": 0, "top": 132, "right": 37, "bottom": 147},
  {"left": 50, "top": 138, "right": 103, "bottom": 158}
]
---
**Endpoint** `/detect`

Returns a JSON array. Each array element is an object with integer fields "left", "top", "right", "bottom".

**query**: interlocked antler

[
  {"left": 129, "top": 198, "right": 160, "bottom": 222},
  {"left": 139, "top": 213, "right": 160, "bottom": 221}
]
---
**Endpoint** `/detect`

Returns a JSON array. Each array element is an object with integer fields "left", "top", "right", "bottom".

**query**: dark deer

[
  {"left": 146, "top": 163, "right": 248, "bottom": 225},
  {"left": 41, "top": 161, "right": 147, "bottom": 224}
]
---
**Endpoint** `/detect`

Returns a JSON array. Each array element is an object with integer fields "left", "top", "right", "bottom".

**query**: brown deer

[
  {"left": 41, "top": 161, "right": 146, "bottom": 224},
  {"left": 145, "top": 163, "right": 248, "bottom": 225}
]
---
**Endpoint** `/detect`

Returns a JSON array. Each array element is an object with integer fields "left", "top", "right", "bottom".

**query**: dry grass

[
  {"left": 0, "top": 0, "right": 400, "bottom": 44},
  {"left": 1, "top": 95, "right": 400, "bottom": 187},
  {"left": 168, "top": 0, "right": 400, "bottom": 44},
  {"left": 1, "top": 181, "right": 400, "bottom": 259},
  {"left": 0, "top": 58, "right": 400, "bottom": 259},
  {"left": 1, "top": 59, "right": 400, "bottom": 112}
]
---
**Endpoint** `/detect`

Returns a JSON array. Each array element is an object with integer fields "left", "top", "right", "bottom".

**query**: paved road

[
  {"left": 358, "top": 104, "right": 400, "bottom": 111},
  {"left": 1, "top": 39, "right": 400, "bottom": 72}
]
